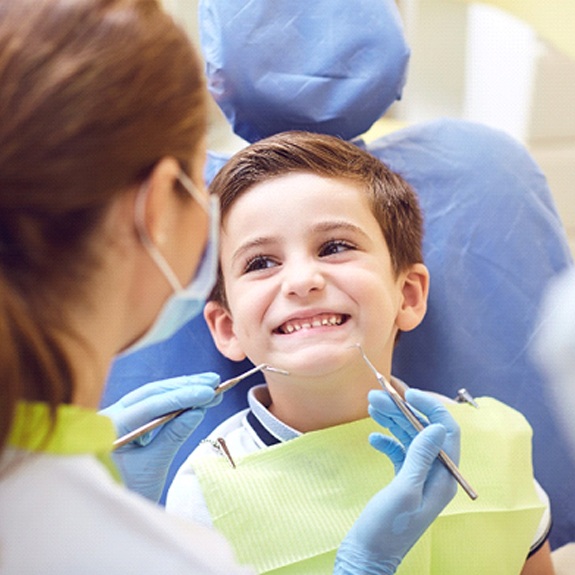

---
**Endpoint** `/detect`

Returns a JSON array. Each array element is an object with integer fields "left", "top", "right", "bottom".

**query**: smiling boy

[{"left": 167, "top": 131, "right": 553, "bottom": 574}]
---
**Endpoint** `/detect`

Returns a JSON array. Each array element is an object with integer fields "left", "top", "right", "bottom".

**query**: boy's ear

[
  {"left": 204, "top": 301, "right": 247, "bottom": 362},
  {"left": 395, "top": 263, "right": 430, "bottom": 332}
]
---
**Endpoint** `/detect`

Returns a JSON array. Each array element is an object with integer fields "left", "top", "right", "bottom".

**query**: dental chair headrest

[{"left": 199, "top": 0, "right": 410, "bottom": 142}]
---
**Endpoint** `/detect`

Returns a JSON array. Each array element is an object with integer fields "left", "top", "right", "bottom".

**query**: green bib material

[
  {"left": 8, "top": 401, "right": 119, "bottom": 480},
  {"left": 193, "top": 398, "right": 545, "bottom": 574}
]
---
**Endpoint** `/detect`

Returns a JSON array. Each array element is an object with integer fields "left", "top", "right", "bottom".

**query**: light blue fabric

[
  {"left": 104, "top": 0, "right": 575, "bottom": 548},
  {"left": 199, "top": 0, "right": 409, "bottom": 142}
]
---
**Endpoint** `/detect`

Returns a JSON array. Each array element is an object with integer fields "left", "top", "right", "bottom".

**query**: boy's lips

[{"left": 273, "top": 312, "right": 349, "bottom": 335}]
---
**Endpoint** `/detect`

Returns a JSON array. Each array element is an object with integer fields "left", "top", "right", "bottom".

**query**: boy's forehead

[
  {"left": 220, "top": 175, "right": 382, "bottom": 250},
  {"left": 222, "top": 172, "right": 369, "bottom": 219}
]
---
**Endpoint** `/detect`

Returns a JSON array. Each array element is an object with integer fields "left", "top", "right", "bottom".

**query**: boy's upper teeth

[{"left": 278, "top": 313, "right": 344, "bottom": 334}]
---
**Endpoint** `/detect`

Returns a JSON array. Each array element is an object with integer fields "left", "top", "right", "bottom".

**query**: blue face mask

[{"left": 119, "top": 172, "right": 220, "bottom": 357}]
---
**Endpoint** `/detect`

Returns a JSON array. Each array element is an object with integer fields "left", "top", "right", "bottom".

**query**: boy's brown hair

[{"left": 209, "top": 131, "right": 424, "bottom": 306}]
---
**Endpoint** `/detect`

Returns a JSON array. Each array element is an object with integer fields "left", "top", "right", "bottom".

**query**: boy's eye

[
  {"left": 319, "top": 239, "right": 356, "bottom": 257},
  {"left": 243, "top": 255, "right": 279, "bottom": 274}
]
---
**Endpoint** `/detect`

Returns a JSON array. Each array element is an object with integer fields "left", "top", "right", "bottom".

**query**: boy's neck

[{"left": 265, "top": 373, "right": 382, "bottom": 433}]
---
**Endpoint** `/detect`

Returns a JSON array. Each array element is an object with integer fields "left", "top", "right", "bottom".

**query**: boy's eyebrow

[
  {"left": 312, "top": 220, "right": 369, "bottom": 237},
  {"left": 230, "top": 220, "right": 370, "bottom": 265},
  {"left": 231, "top": 236, "right": 275, "bottom": 265}
]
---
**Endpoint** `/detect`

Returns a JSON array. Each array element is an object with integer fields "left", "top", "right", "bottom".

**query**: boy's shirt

[{"left": 166, "top": 383, "right": 551, "bottom": 562}]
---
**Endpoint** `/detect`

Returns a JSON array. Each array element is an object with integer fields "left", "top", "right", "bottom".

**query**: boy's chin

[{"left": 268, "top": 344, "right": 361, "bottom": 379}]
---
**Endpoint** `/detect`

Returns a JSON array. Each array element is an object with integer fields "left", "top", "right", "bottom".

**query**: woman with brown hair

[
  {"left": 0, "top": 0, "right": 247, "bottom": 571},
  {"left": 0, "top": 1, "right": 460, "bottom": 573}
]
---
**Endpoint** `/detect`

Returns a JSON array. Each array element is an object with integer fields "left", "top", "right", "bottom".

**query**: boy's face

[{"left": 205, "top": 172, "right": 428, "bottom": 380}]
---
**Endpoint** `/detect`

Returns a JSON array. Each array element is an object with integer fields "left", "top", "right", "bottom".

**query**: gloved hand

[
  {"left": 334, "top": 389, "right": 460, "bottom": 575},
  {"left": 100, "top": 372, "right": 222, "bottom": 502}
]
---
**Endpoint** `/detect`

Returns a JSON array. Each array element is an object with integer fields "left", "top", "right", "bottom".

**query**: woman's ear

[
  {"left": 141, "top": 157, "right": 181, "bottom": 245},
  {"left": 204, "top": 301, "right": 247, "bottom": 361},
  {"left": 395, "top": 263, "right": 430, "bottom": 332}
]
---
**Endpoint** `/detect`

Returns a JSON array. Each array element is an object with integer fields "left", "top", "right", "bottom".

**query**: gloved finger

[
  {"left": 368, "top": 389, "right": 404, "bottom": 424},
  {"left": 404, "top": 389, "right": 460, "bottom": 463},
  {"left": 129, "top": 406, "right": 208, "bottom": 447},
  {"left": 397, "top": 423, "right": 446, "bottom": 486},
  {"left": 368, "top": 432, "right": 406, "bottom": 475},
  {"left": 201, "top": 392, "right": 225, "bottom": 410},
  {"left": 368, "top": 404, "right": 414, "bottom": 448},
  {"left": 107, "top": 383, "right": 220, "bottom": 434},
  {"left": 401, "top": 423, "right": 458, "bottom": 508},
  {"left": 132, "top": 429, "right": 157, "bottom": 447},
  {"left": 368, "top": 390, "right": 423, "bottom": 442},
  {"left": 404, "top": 389, "right": 454, "bottom": 429},
  {"left": 151, "top": 406, "right": 207, "bottom": 449},
  {"left": 116, "top": 373, "right": 221, "bottom": 407}
]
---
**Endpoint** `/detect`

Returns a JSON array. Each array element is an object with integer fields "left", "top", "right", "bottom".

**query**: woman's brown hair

[
  {"left": 0, "top": 0, "right": 207, "bottom": 454},
  {"left": 208, "top": 130, "right": 424, "bottom": 306}
]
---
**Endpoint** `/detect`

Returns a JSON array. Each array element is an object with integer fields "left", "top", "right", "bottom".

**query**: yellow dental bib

[{"left": 193, "top": 398, "right": 545, "bottom": 574}]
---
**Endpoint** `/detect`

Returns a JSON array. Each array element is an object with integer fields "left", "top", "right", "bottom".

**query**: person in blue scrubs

[{"left": 0, "top": 1, "right": 460, "bottom": 573}]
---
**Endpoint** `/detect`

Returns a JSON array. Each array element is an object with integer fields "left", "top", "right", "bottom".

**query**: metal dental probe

[
  {"left": 113, "top": 363, "right": 289, "bottom": 449},
  {"left": 355, "top": 344, "right": 478, "bottom": 500}
]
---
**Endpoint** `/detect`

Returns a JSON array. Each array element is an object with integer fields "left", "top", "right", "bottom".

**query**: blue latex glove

[
  {"left": 334, "top": 389, "right": 460, "bottom": 575},
  {"left": 100, "top": 372, "right": 221, "bottom": 502}
]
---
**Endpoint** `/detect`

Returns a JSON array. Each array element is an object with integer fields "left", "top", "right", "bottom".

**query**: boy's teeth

[{"left": 278, "top": 313, "right": 345, "bottom": 334}]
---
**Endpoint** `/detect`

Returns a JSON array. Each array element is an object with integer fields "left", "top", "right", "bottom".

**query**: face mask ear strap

[
  {"left": 178, "top": 170, "right": 211, "bottom": 213},
  {"left": 134, "top": 181, "right": 184, "bottom": 293}
]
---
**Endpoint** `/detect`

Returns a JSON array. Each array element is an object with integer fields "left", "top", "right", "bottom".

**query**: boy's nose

[{"left": 281, "top": 259, "right": 326, "bottom": 298}]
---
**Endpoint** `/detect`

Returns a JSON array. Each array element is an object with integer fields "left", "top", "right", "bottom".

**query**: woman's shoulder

[{"left": 0, "top": 451, "right": 252, "bottom": 574}]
